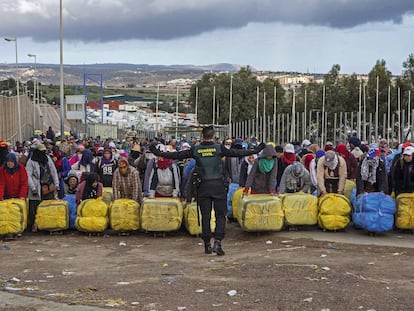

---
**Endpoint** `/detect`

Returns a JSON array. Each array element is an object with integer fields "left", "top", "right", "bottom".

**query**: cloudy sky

[{"left": 1, "top": 0, "right": 413, "bottom": 74}]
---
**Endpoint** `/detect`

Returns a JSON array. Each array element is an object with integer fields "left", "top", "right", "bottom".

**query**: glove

[
  {"left": 257, "top": 142, "right": 266, "bottom": 151},
  {"left": 243, "top": 188, "right": 249, "bottom": 196}
]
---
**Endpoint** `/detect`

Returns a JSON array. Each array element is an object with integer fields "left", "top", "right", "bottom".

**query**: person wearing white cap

[
  {"left": 393, "top": 146, "right": 414, "bottom": 196},
  {"left": 316, "top": 150, "right": 347, "bottom": 197}
]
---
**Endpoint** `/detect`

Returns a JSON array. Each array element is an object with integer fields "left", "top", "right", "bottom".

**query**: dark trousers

[
  {"left": 198, "top": 179, "right": 227, "bottom": 242},
  {"left": 28, "top": 200, "right": 41, "bottom": 229}
]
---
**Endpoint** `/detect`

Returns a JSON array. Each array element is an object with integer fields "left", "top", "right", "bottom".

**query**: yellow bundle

[
  {"left": 75, "top": 197, "right": 109, "bottom": 232},
  {"left": 77, "top": 197, "right": 108, "bottom": 217},
  {"left": 237, "top": 194, "right": 284, "bottom": 232},
  {"left": 184, "top": 202, "right": 216, "bottom": 236},
  {"left": 141, "top": 198, "right": 183, "bottom": 232},
  {"left": 109, "top": 199, "right": 140, "bottom": 231},
  {"left": 35, "top": 199, "right": 69, "bottom": 231},
  {"left": 0, "top": 198, "right": 27, "bottom": 235},
  {"left": 282, "top": 192, "right": 318, "bottom": 225},
  {"left": 395, "top": 193, "right": 414, "bottom": 229},
  {"left": 318, "top": 193, "right": 351, "bottom": 230}
]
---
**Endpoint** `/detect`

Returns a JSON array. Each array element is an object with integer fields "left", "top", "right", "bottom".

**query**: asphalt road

[{"left": 38, "top": 104, "right": 71, "bottom": 135}]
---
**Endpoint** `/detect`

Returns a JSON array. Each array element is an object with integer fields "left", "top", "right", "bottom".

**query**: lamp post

[
  {"left": 5, "top": 37, "right": 22, "bottom": 142},
  {"left": 59, "top": 0, "right": 65, "bottom": 142},
  {"left": 28, "top": 53, "right": 37, "bottom": 132}
]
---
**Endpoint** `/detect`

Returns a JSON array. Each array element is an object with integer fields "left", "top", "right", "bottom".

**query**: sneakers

[
  {"left": 212, "top": 239, "right": 225, "bottom": 256},
  {"left": 204, "top": 242, "right": 212, "bottom": 254}
]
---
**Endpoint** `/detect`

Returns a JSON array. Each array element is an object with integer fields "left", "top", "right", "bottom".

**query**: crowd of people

[{"left": 0, "top": 126, "right": 413, "bottom": 254}]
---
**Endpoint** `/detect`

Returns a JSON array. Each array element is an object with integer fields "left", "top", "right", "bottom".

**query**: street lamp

[
  {"left": 28, "top": 53, "right": 37, "bottom": 132},
  {"left": 5, "top": 37, "right": 22, "bottom": 142}
]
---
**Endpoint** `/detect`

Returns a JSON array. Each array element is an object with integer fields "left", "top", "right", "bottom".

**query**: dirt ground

[{"left": 1, "top": 223, "right": 414, "bottom": 311}]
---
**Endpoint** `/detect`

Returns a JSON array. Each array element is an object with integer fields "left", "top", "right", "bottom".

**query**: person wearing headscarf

[
  {"left": 76, "top": 172, "right": 103, "bottom": 205},
  {"left": 356, "top": 148, "right": 387, "bottom": 195},
  {"left": 52, "top": 147, "right": 71, "bottom": 199},
  {"left": 393, "top": 146, "right": 414, "bottom": 196},
  {"left": 244, "top": 144, "right": 278, "bottom": 195},
  {"left": 0, "top": 140, "right": 9, "bottom": 166},
  {"left": 146, "top": 147, "right": 181, "bottom": 198},
  {"left": 309, "top": 150, "right": 325, "bottom": 190},
  {"left": 127, "top": 143, "right": 142, "bottom": 167},
  {"left": 95, "top": 147, "right": 118, "bottom": 187},
  {"left": 112, "top": 158, "right": 143, "bottom": 205},
  {"left": 71, "top": 148, "right": 95, "bottom": 180},
  {"left": 335, "top": 143, "right": 358, "bottom": 180},
  {"left": 316, "top": 150, "right": 347, "bottom": 196},
  {"left": 277, "top": 143, "right": 300, "bottom": 191},
  {"left": 63, "top": 171, "right": 79, "bottom": 195},
  {"left": 279, "top": 162, "right": 312, "bottom": 194},
  {"left": 239, "top": 154, "right": 257, "bottom": 187},
  {"left": 26, "top": 143, "right": 60, "bottom": 232},
  {"left": 0, "top": 152, "right": 28, "bottom": 201}
]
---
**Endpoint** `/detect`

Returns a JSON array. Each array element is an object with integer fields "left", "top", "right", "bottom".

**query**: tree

[{"left": 402, "top": 53, "right": 414, "bottom": 87}]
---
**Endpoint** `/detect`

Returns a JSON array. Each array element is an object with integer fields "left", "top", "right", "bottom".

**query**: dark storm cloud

[{"left": 1, "top": 0, "right": 413, "bottom": 42}]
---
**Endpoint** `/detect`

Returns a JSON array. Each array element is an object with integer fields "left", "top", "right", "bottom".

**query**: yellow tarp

[
  {"left": 237, "top": 194, "right": 284, "bottom": 232},
  {"left": 77, "top": 197, "right": 108, "bottom": 217},
  {"left": 76, "top": 197, "right": 109, "bottom": 232},
  {"left": 102, "top": 187, "right": 113, "bottom": 206},
  {"left": 318, "top": 193, "right": 351, "bottom": 230},
  {"left": 75, "top": 217, "right": 109, "bottom": 233},
  {"left": 35, "top": 199, "right": 69, "bottom": 231},
  {"left": 109, "top": 199, "right": 140, "bottom": 231},
  {"left": 0, "top": 198, "right": 27, "bottom": 235},
  {"left": 231, "top": 187, "right": 245, "bottom": 220},
  {"left": 141, "top": 198, "right": 183, "bottom": 232},
  {"left": 344, "top": 179, "right": 356, "bottom": 201},
  {"left": 183, "top": 202, "right": 216, "bottom": 236},
  {"left": 396, "top": 193, "right": 414, "bottom": 229},
  {"left": 281, "top": 193, "right": 318, "bottom": 225}
]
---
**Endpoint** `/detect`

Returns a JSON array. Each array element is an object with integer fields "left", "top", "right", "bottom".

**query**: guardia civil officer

[{"left": 150, "top": 126, "right": 265, "bottom": 256}]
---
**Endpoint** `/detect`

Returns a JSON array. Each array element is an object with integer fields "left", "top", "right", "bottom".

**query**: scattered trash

[
  {"left": 62, "top": 270, "right": 75, "bottom": 276},
  {"left": 303, "top": 297, "right": 313, "bottom": 302},
  {"left": 163, "top": 263, "right": 169, "bottom": 268},
  {"left": 212, "top": 303, "right": 223, "bottom": 307},
  {"left": 320, "top": 254, "right": 327, "bottom": 258},
  {"left": 267, "top": 246, "right": 306, "bottom": 252},
  {"left": 321, "top": 267, "right": 331, "bottom": 271},
  {"left": 392, "top": 252, "right": 400, "bottom": 256},
  {"left": 37, "top": 257, "right": 45, "bottom": 261},
  {"left": 265, "top": 240, "right": 272, "bottom": 245},
  {"left": 177, "top": 307, "right": 187, "bottom": 311},
  {"left": 35, "top": 249, "right": 43, "bottom": 253},
  {"left": 195, "top": 289, "right": 205, "bottom": 293},
  {"left": 1, "top": 245, "right": 11, "bottom": 250},
  {"left": 321, "top": 309, "right": 331, "bottom": 311},
  {"left": 23, "top": 269, "right": 31, "bottom": 273},
  {"left": 327, "top": 243, "right": 336, "bottom": 249},
  {"left": 10, "top": 277, "right": 21, "bottom": 282},
  {"left": 281, "top": 240, "right": 293, "bottom": 244},
  {"left": 105, "top": 302, "right": 120, "bottom": 307},
  {"left": 227, "top": 290, "right": 237, "bottom": 297},
  {"left": 163, "top": 276, "right": 176, "bottom": 284},
  {"left": 368, "top": 262, "right": 375, "bottom": 265},
  {"left": 131, "top": 302, "right": 140, "bottom": 305},
  {"left": 119, "top": 241, "right": 127, "bottom": 247},
  {"left": 3, "top": 286, "right": 22, "bottom": 291},
  {"left": 116, "top": 281, "right": 130, "bottom": 285}
]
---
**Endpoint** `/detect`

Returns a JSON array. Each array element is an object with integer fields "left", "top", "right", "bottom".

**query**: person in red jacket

[{"left": 0, "top": 152, "right": 28, "bottom": 200}]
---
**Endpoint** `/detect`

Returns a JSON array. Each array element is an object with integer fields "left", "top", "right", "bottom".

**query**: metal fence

[{"left": 0, "top": 94, "right": 37, "bottom": 144}]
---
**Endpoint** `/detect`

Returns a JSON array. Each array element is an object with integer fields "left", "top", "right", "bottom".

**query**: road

[{"left": 38, "top": 104, "right": 71, "bottom": 135}]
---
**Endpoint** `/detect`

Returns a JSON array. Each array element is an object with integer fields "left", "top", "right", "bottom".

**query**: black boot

[
  {"left": 213, "top": 239, "right": 225, "bottom": 256},
  {"left": 204, "top": 241, "right": 212, "bottom": 254}
]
